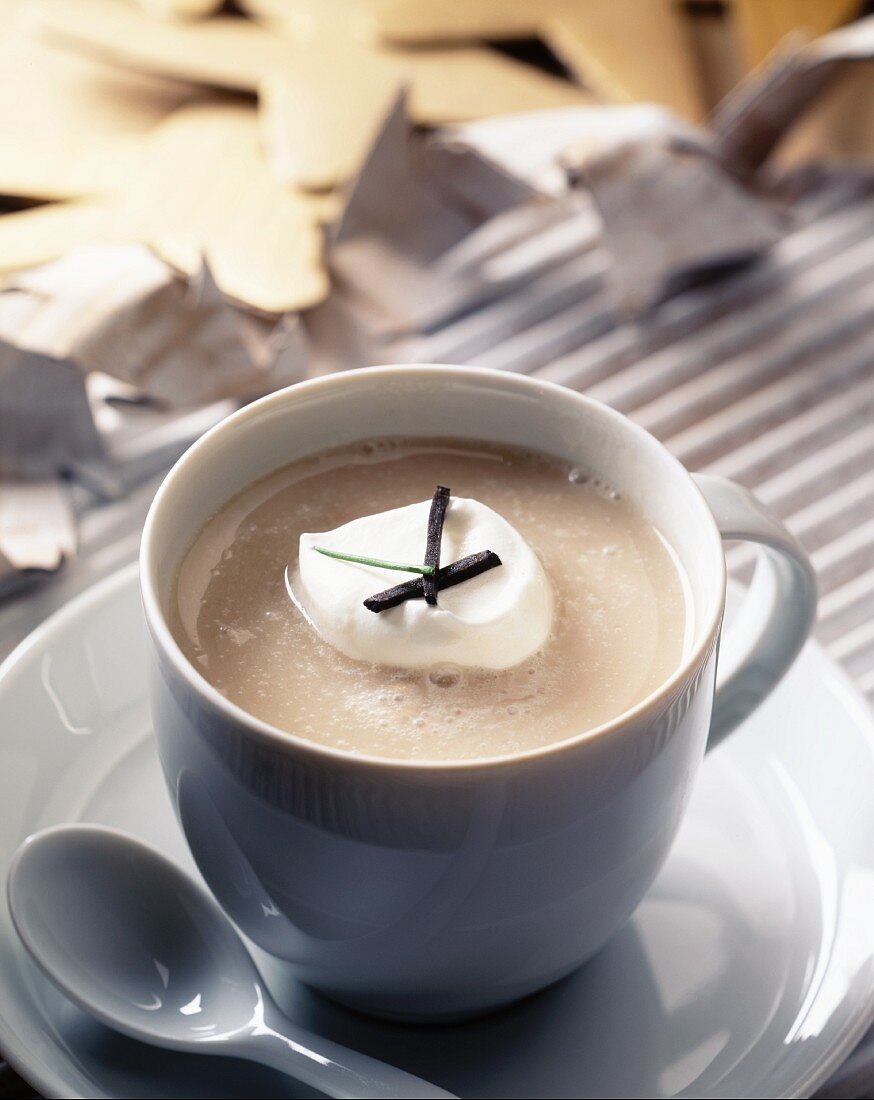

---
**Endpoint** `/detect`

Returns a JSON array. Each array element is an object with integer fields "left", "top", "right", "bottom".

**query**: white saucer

[{"left": 2, "top": 564, "right": 874, "bottom": 1099}]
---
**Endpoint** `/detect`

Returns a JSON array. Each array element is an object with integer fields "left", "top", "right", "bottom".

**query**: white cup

[{"left": 141, "top": 365, "right": 816, "bottom": 1019}]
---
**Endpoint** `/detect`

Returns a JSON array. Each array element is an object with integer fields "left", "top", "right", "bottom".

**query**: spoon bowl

[
  {"left": 9, "top": 824, "right": 259, "bottom": 1047},
  {"left": 7, "top": 825, "right": 455, "bottom": 1099}
]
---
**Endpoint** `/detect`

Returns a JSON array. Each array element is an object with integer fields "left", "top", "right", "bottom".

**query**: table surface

[{"left": 2, "top": 182, "right": 874, "bottom": 1098}]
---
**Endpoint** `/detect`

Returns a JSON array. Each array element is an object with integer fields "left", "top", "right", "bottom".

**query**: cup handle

[{"left": 692, "top": 474, "right": 817, "bottom": 752}]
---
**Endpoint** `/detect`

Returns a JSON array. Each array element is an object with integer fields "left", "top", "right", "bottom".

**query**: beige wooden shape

[
  {"left": 237, "top": 0, "right": 382, "bottom": 37},
  {"left": 545, "top": 2, "right": 703, "bottom": 119},
  {"left": 30, "top": 0, "right": 291, "bottom": 91},
  {"left": 731, "top": 0, "right": 861, "bottom": 68},
  {"left": 0, "top": 103, "right": 328, "bottom": 313},
  {"left": 0, "top": 16, "right": 196, "bottom": 199},
  {"left": 135, "top": 0, "right": 223, "bottom": 18},
  {"left": 397, "top": 43, "right": 592, "bottom": 121},
  {"left": 119, "top": 101, "right": 327, "bottom": 311},
  {"left": 258, "top": 36, "right": 401, "bottom": 190},
  {"left": 374, "top": 0, "right": 705, "bottom": 119},
  {"left": 32, "top": 0, "right": 590, "bottom": 191},
  {"left": 0, "top": 200, "right": 121, "bottom": 276},
  {"left": 368, "top": 0, "right": 540, "bottom": 42},
  {"left": 261, "top": 35, "right": 589, "bottom": 188}
]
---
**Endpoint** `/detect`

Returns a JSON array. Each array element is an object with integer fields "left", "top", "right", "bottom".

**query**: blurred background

[{"left": 1, "top": 1, "right": 874, "bottom": 1097}]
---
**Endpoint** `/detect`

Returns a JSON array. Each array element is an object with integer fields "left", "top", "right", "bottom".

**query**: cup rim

[{"left": 140, "top": 364, "right": 726, "bottom": 773}]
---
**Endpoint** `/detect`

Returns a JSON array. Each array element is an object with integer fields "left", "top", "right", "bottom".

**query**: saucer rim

[
  {"left": 1, "top": 562, "right": 874, "bottom": 1099},
  {"left": 0, "top": 566, "right": 143, "bottom": 1100}
]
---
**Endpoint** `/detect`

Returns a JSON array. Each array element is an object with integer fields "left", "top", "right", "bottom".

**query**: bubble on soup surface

[{"left": 428, "top": 664, "right": 462, "bottom": 688}]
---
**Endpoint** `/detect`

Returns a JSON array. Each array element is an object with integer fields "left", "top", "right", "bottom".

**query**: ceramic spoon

[{"left": 6, "top": 825, "right": 456, "bottom": 1100}]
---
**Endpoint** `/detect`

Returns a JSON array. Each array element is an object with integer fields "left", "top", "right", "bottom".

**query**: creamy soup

[{"left": 170, "top": 438, "right": 690, "bottom": 761}]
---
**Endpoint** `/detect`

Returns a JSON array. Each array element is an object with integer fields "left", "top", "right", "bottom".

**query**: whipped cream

[{"left": 291, "top": 497, "right": 553, "bottom": 670}]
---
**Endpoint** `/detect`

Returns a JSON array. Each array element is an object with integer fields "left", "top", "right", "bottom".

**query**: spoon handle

[{"left": 233, "top": 1023, "right": 457, "bottom": 1099}]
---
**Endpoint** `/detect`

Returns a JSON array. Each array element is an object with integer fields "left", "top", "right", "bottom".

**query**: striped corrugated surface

[{"left": 393, "top": 185, "right": 874, "bottom": 711}]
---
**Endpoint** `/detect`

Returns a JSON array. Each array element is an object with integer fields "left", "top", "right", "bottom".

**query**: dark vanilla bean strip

[
  {"left": 423, "top": 485, "right": 450, "bottom": 605},
  {"left": 364, "top": 550, "right": 502, "bottom": 613}
]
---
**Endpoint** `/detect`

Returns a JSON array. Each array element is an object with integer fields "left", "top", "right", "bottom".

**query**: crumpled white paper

[
  {"left": 0, "top": 243, "right": 309, "bottom": 408},
  {"left": 711, "top": 15, "right": 874, "bottom": 178},
  {"left": 0, "top": 243, "right": 308, "bottom": 577},
  {"left": 425, "top": 103, "right": 785, "bottom": 314}
]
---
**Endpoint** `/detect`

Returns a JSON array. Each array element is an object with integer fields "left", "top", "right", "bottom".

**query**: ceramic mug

[{"left": 141, "top": 365, "right": 817, "bottom": 1020}]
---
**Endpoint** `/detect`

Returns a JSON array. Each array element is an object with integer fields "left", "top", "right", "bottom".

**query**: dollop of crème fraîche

[{"left": 292, "top": 497, "right": 553, "bottom": 670}]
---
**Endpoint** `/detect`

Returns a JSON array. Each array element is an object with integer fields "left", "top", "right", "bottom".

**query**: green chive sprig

[{"left": 313, "top": 546, "right": 436, "bottom": 576}]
